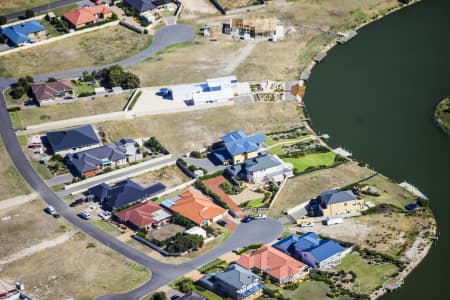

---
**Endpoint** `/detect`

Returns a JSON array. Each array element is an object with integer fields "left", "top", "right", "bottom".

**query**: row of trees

[{"left": 81, "top": 65, "right": 141, "bottom": 90}]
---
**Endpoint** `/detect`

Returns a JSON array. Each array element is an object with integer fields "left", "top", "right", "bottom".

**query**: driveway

[{"left": 184, "top": 157, "right": 226, "bottom": 174}]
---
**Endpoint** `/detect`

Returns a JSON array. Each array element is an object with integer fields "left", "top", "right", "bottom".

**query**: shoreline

[
  {"left": 299, "top": 1, "right": 437, "bottom": 299},
  {"left": 433, "top": 98, "right": 450, "bottom": 135}
]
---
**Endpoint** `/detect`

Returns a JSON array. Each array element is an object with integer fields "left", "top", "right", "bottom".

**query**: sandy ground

[
  {"left": 132, "top": 165, "right": 191, "bottom": 189},
  {"left": 0, "top": 192, "right": 38, "bottom": 210},
  {"left": 229, "top": 188, "right": 265, "bottom": 205},
  {"left": 222, "top": 41, "right": 259, "bottom": 74},
  {"left": 132, "top": 87, "right": 188, "bottom": 112},
  {"left": 179, "top": 0, "right": 218, "bottom": 20}
]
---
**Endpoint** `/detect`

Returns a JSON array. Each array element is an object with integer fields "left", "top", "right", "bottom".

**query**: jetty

[
  {"left": 333, "top": 147, "right": 352, "bottom": 157},
  {"left": 300, "top": 70, "right": 311, "bottom": 81},
  {"left": 337, "top": 31, "right": 358, "bottom": 44},
  {"left": 399, "top": 181, "right": 428, "bottom": 199}
]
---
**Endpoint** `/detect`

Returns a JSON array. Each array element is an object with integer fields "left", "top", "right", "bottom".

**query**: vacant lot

[
  {"left": 284, "top": 152, "right": 336, "bottom": 173},
  {"left": 133, "top": 165, "right": 191, "bottom": 189},
  {"left": 0, "top": 199, "right": 69, "bottom": 258},
  {"left": 179, "top": 0, "right": 218, "bottom": 19},
  {"left": 271, "top": 162, "right": 374, "bottom": 217},
  {"left": 2, "top": 232, "right": 150, "bottom": 300},
  {"left": 337, "top": 253, "right": 398, "bottom": 294},
  {"left": 17, "top": 93, "right": 130, "bottom": 127},
  {"left": 99, "top": 101, "right": 301, "bottom": 153},
  {"left": 360, "top": 174, "right": 416, "bottom": 209},
  {"left": 219, "top": 0, "right": 258, "bottom": 10},
  {"left": 150, "top": 224, "right": 185, "bottom": 241},
  {"left": 128, "top": 39, "right": 250, "bottom": 86},
  {"left": 0, "top": 141, "right": 30, "bottom": 201},
  {"left": 0, "top": 26, "right": 153, "bottom": 77},
  {"left": 0, "top": 0, "right": 57, "bottom": 15}
]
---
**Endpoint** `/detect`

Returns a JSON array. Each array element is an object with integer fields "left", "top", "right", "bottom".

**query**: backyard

[
  {"left": 271, "top": 162, "right": 375, "bottom": 217},
  {"left": 0, "top": 26, "right": 153, "bottom": 77},
  {"left": 282, "top": 280, "right": 351, "bottom": 300},
  {"left": 99, "top": 101, "right": 302, "bottom": 154},
  {"left": 283, "top": 152, "right": 337, "bottom": 173},
  {"left": 0, "top": 141, "right": 31, "bottom": 201},
  {"left": 15, "top": 93, "right": 130, "bottom": 127},
  {"left": 337, "top": 253, "right": 399, "bottom": 294}
]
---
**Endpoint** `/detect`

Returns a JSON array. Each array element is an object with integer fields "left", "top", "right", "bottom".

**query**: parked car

[
  {"left": 254, "top": 214, "right": 267, "bottom": 220},
  {"left": 323, "top": 216, "right": 343, "bottom": 226},
  {"left": 242, "top": 216, "right": 254, "bottom": 223},
  {"left": 53, "top": 213, "right": 61, "bottom": 218},
  {"left": 217, "top": 220, "right": 227, "bottom": 227},
  {"left": 79, "top": 211, "right": 91, "bottom": 220},
  {"left": 298, "top": 221, "right": 313, "bottom": 227},
  {"left": 45, "top": 205, "right": 56, "bottom": 215},
  {"left": 98, "top": 211, "right": 112, "bottom": 220},
  {"left": 69, "top": 199, "right": 84, "bottom": 207}
]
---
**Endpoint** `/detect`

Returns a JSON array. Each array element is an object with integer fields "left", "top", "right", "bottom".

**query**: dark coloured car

[
  {"left": 53, "top": 213, "right": 61, "bottom": 218},
  {"left": 242, "top": 216, "right": 254, "bottom": 223},
  {"left": 217, "top": 220, "right": 227, "bottom": 227}
]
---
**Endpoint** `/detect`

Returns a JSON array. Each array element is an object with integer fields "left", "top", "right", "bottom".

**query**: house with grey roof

[
  {"left": 308, "top": 189, "right": 365, "bottom": 217},
  {"left": 66, "top": 139, "right": 139, "bottom": 177},
  {"left": 87, "top": 179, "right": 166, "bottom": 211},
  {"left": 46, "top": 125, "right": 101, "bottom": 155},
  {"left": 226, "top": 154, "right": 293, "bottom": 184},
  {"left": 123, "top": 0, "right": 172, "bottom": 14},
  {"left": 198, "top": 264, "right": 264, "bottom": 300}
]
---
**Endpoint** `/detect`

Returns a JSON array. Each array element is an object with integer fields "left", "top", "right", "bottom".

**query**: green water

[{"left": 304, "top": 0, "right": 450, "bottom": 298}]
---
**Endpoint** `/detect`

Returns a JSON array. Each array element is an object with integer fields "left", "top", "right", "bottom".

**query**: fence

[
  {"left": 152, "top": 178, "right": 196, "bottom": 199},
  {"left": 64, "top": 154, "right": 173, "bottom": 191}
]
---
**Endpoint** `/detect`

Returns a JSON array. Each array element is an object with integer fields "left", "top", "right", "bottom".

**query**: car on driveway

[
  {"left": 217, "top": 220, "right": 227, "bottom": 227},
  {"left": 242, "top": 216, "right": 254, "bottom": 223},
  {"left": 69, "top": 199, "right": 84, "bottom": 207},
  {"left": 254, "top": 214, "right": 267, "bottom": 220},
  {"left": 98, "top": 211, "right": 112, "bottom": 220},
  {"left": 79, "top": 211, "right": 91, "bottom": 220},
  {"left": 298, "top": 221, "right": 313, "bottom": 227}
]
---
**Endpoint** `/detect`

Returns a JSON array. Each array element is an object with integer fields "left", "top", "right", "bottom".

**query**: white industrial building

[{"left": 169, "top": 76, "right": 251, "bottom": 105}]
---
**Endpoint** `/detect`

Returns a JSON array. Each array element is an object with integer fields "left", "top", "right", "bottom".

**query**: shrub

[
  {"left": 7, "top": 107, "right": 21, "bottom": 112},
  {"left": 149, "top": 291, "right": 167, "bottom": 300},
  {"left": 25, "top": 9, "right": 35, "bottom": 19}
]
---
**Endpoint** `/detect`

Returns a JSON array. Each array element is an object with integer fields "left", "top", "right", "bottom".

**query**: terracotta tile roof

[
  {"left": 63, "top": 5, "right": 112, "bottom": 27},
  {"left": 202, "top": 176, "right": 243, "bottom": 216},
  {"left": 235, "top": 246, "right": 307, "bottom": 281},
  {"left": 31, "top": 80, "right": 73, "bottom": 102},
  {"left": 115, "top": 200, "right": 168, "bottom": 228},
  {"left": 171, "top": 190, "right": 227, "bottom": 225}
]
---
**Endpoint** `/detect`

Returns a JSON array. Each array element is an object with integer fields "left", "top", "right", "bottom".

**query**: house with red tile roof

[
  {"left": 63, "top": 5, "right": 113, "bottom": 29},
  {"left": 115, "top": 200, "right": 171, "bottom": 229},
  {"left": 235, "top": 245, "right": 309, "bottom": 286},
  {"left": 166, "top": 190, "right": 227, "bottom": 226}
]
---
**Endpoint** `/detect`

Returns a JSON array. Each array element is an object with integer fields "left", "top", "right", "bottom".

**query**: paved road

[
  {"left": 5, "top": 0, "right": 81, "bottom": 21},
  {"left": 45, "top": 172, "right": 73, "bottom": 187},
  {"left": 0, "top": 24, "right": 284, "bottom": 300}
]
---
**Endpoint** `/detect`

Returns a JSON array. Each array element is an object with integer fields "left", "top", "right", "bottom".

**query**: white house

[{"left": 184, "top": 226, "right": 207, "bottom": 238}]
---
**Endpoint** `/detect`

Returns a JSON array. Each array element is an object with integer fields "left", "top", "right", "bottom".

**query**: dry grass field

[
  {"left": 17, "top": 93, "right": 130, "bottom": 127},
  {"left": 2, "top": 232, "right": 150, "bottom": 300},
  {"left": 133, "top": 165, "right": 191, "bottom": 189},
  {"left": 0, "top": 141, "right": 30, "bottom": 201},
  {"left": 271, "top": 162, "right": 375, "bottom": 217},
  {"left": 0, "top": 199, "right": 69, "bottom": 258},
  {"left": 219, "top": 0, "right": 259, "bottom": 10},
  {"left": 98, "top": 101, "right": 301, "bottom": 153},
  {"left": 0, "top": 0, "right": 57, "bottom": 15},
  {"left": 0, "top": 26, "right": 153, "bottom": 77}
]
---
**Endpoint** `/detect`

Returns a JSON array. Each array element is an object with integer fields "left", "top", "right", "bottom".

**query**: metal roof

[
  {"left": 1, "top": 20, "right": 46, "bottom": 45},
  {"left": 320, "top": 189, "right": 356, "bottom": 205},
  {"left": 46, "top": 125, "right": 100, "bottom": 153},
  {"left": 213, "top": 264, "right": 260, "bottom": 290}
]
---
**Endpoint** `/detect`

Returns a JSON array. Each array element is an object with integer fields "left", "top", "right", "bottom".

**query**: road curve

[{"left": 0, "top": 24, "right": 284, "bottom": 299}]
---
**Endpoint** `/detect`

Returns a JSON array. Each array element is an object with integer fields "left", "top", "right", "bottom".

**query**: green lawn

[
  {"left": 74, "top": 82, "right": 95, "bottom": 96},
  {"left": 336, "top": 254, "right": 399, "bottom": 294},
  {"left": 282, "top": 281, "right": 351, "bottom": 300},
  {"left": 284, "top": 152, "right": 336, "bottom": 173},
  {"left": 245, "top": 198, "right": 264, "bottom": 208},
  {"left": 9, "top": 111, "right": 24, "bottom": 129},
  {"left": 92, "top": 220, "right": 122, "bottom": 237}
]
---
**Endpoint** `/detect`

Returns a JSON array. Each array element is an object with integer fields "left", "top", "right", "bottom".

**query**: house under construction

[{"left": 223, "top": 17, "right": 284, "bottom": 40}]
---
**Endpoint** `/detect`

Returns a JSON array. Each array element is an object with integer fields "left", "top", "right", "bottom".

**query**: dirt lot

[
  {"left": 0, "top": 199, "right": 69, "bottom": 258},
  {"left": 179, "top": 0, "right": 218, "bottom": 20},
  {"left": 98, "top": 101, "right": 301, "bottom": 154},
  {"left": 17, "top": 93, "right": 130, "bottom": 127},
  {"left": 271, "top": 162, "right": 375, "bottom": 217},
  {"left": 219, "top": 0, "right": 259, "bottom": 10},
  {"left": 133, "top": 165, "right": 191, "bottom": 189},
  {"left": 0, "top": 141, "right": 31, "bottom": 201},
  {"left": 1, "top": 232, "right": 150, "bottom": 300},
  {"left": 128, "top": 39, "right": 251, "bottom": 86},
  {"left": 150, "top": 224, "right": 185, "bottom": 241},
  {"left": 0, "top": 25, "right": 153, "bottom": 77}
]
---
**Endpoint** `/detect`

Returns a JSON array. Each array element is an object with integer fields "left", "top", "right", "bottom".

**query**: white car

[
  {"left": 98, "top": 211, "right": 112, "bottom": 220},
  {"left": 254, "top": 214, "right": 267, "bottom": 220},
  {"left": 79, "top": 211, "right": 91, "bottom": 220},
  {"left": 299, "top": 221, "right": 314, "bottom": 227}
]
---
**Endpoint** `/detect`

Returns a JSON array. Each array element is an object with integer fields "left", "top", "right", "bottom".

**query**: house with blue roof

[
  {"left": 198, "top": 263, "right": 264, "bottom": 300},
  {"left": 211, "top": 131, "right": 265, "bottom": 165},
  {"left": 1, "top": 20, "right": 47, "bottom": 46},
  {"left": 87, "top": 179, "right": 166, "bottom": 211},
  {"left": 273, "top": 232, "right": 345, "bottom": 269},
  {"left": 308, "top": 189, "right": 364, "bottom": 217}
]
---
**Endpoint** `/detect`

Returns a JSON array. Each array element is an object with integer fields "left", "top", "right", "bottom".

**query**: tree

[
  {"left": 10, "top": 76, "right": 34, "bottom": 99},
  {"left": 47, "top": 77, "right": 57, "bottom": 82},
  {"left": 25, "top": 9, "right": 35, "bottom": 19},
  {"left": 0, "top": 15, "right": 7, "bottom": 25},
  {"left": 149, "top": 292, "right": 167, "bottom": 300}
]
